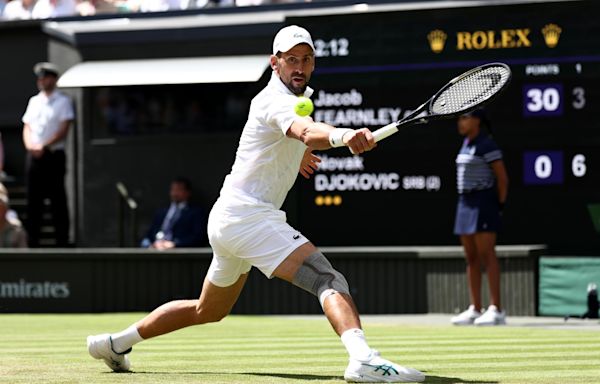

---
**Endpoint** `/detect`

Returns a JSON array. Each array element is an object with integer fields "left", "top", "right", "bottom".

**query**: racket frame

[{"left": 372, "top": 62, "right": 512, "bottom": 143}]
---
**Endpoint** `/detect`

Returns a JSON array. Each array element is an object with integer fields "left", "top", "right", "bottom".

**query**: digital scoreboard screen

[{"left": 287, "top": 1, "right": 600, "bottom": 248}]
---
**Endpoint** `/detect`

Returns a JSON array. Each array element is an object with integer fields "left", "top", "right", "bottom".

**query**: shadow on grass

[
  {"left": 425, "top": 375, "right": 498, "bottom": 383},
  {"left": 116, "top": 371, "right": 498, "bottom": 383},
  {"left": 246, "top": 372, "right": 342, "bottom": 381},
  {"left": 131, "top": 371, "right": 341, "bottom": 381}
]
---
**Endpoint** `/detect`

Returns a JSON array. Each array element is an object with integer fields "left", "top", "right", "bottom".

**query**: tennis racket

[{"left": 366, "top": 62, "right": 512, "bottom": 146}]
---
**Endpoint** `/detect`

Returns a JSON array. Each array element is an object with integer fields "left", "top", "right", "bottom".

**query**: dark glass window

[{"left": 90, "top": 83, "right": 256, "bottom": 137}]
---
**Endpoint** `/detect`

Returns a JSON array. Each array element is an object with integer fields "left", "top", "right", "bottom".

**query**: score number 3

[{"left": 572, "top": 87, "right": 586, "bottom": 110}]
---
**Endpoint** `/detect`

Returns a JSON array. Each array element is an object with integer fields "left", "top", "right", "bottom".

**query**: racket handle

[
  {"left": 347, "top": 123, "right": 399, "bottom": 155},
  {"left": 372, "top": 123, "right": 399, "bottom": 142}
]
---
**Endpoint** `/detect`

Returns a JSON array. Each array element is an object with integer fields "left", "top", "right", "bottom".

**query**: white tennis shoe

[
  {"left": 87, "top": 333, "right": 131, "bottom": 372},
  {"left": 451, "top": 305, "right": 482, "bottom": 325},
  {"left": 474, "top": 305, "right": 506, "bottom": 326},
  {"left": 344, "top": 351, "right": 425, "bottom": 383}
]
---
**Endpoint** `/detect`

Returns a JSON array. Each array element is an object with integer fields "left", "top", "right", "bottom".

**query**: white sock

[
  {"left": 341, "top": 328, "right": 373, "bottom": 362},
  {"left": 111, "top": 324, "right": 144, "bottom": 354}
]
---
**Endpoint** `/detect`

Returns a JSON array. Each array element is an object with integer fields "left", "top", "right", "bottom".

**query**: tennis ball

[{"left": 294, "top": 96, "right": 314, "bottom": 117}]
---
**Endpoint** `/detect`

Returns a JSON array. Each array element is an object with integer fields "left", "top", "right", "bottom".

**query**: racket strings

[{"left": 431, "top": 66, "right": 511, "bottom": 115}]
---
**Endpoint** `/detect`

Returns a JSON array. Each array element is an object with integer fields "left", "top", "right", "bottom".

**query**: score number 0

[
  {"left": 533, "top": 153, "right": 586, "bottom": 178},
  {"left": 525, "top": 151, "right": 587, "bottom": 185}
]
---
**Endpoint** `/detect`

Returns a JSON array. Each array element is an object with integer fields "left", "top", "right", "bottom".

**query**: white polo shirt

[
  {"left": 22, "top": 90, "right": 74, "bottom": 151},
  {"left": 217, "top": 72, "right": 313, "bottom": 211}
]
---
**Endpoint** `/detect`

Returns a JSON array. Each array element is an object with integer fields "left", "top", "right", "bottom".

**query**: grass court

[{"left": 2, "top": 314, "right": 600, "bottom": 383}]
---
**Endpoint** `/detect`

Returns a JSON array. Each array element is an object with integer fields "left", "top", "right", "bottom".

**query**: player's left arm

[
  {"left": 286, "top": 117, "right": 376, "bottom": 153},
  {"left": 299, "top": 147, "right": 321, "bottom": 179},
  {"left": 490, "top": 160, "right": 509, "bottom": 208}
]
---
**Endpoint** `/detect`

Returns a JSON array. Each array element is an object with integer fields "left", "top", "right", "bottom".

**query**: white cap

[
  {"left": 272, "top": 25, "right": 315, "bottom": 55},
  {"left": 33, "top": 62, "right": 60, "bottom": 77}
]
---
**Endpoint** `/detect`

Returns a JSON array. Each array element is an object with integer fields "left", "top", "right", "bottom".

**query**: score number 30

[{"left": 523, "top": 84, "right": 586, "bottom": 116}]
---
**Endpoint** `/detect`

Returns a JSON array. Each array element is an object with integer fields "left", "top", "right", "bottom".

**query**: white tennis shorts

[{"left": 206, "top": 202, "right": 309, "bottom": 287}]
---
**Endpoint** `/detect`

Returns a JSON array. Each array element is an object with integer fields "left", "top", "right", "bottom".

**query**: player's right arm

[{"left": 286, "top": 117, "right": 377, "bottom": 154}]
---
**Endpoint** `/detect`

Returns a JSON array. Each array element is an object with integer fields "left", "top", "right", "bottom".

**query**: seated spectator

[
  {"left": 32, "top": 0, "right": 76, "bottom": 18},
  {"left": 93, "top": 0, "right": 120, "bottom": 14},
  {"left": 197, "top": 0, "right": 233, "bottom": 8},
  {"left": 140, "top": 0, "right": 186, "bottom": 12},
  {"left": 141, "top": 177, "right": 206, "bottom": 249},
  {"left": 234, "top": 0, "right": 263, "bottom": 6},
  {"left": 2, "top": 0, "right": 35, "bottom": 20},
  {"left": 76, "top": 0, "right": 96, "bottom": 15},
  {"left": 0, "top": 184, "right": 27, "bottom": 248}
]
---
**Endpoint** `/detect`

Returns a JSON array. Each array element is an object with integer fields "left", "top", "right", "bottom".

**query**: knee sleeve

[{"left": 291, "top": 251, "right": 350, "bottom": 307}]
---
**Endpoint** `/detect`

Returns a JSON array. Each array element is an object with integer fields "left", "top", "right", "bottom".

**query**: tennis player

[
  {"left": 451, "top": 110, "right": 509, "bottom": 326},
  {"left": 87, "top": 25, "right": 424, "bottom": 383}
]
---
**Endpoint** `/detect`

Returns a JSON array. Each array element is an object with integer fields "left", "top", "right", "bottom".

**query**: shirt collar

[
  {"left": 170, "top": 201, "right": 187, "bottom": 210},
  {"left": 466, "top": 131, "right": 487, "bottom": 145},
  {"left": 268, "top": 72, "right": 314, "bottom": 98},
  {"left": 38, "top": 90, "right": 59, "bottom": 102}
]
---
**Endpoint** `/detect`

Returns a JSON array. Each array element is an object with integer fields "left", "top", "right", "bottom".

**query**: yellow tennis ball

[{"left": 294, "top": 96, "right": 314, "bottom": 117}]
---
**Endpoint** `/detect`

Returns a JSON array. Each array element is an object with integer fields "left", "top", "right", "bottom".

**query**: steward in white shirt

[{"left": 21, "top": 62, "right": 73, "bottom": 247}]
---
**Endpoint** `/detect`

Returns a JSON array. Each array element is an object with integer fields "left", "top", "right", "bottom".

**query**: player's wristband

[{"left": 329, "top": 128, "right": 353, "bottom": 148}]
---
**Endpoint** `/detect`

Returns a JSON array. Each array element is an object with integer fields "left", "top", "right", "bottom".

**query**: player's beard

[{"left": 283, "top": 72, "right": 309, "bottom": 95}]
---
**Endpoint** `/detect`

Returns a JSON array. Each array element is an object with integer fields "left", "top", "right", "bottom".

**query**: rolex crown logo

[
  {"left": 541, "top": 23, "right": 562, "bottom": 48},
  {"left": 427, "top": 30, "right": 447, "bottom": 53}
]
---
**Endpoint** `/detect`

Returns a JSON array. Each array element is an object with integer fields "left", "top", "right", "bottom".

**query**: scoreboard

[{"left": 286, "top": 0, "right": 600, "bottom": 248}]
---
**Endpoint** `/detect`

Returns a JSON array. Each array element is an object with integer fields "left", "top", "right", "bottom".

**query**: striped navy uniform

[
  {"left": 453, "top": 132, "right": 503, "bottom": 235},
  {"left": 456, "top": 133, "right": 502, "bottom": 194}
]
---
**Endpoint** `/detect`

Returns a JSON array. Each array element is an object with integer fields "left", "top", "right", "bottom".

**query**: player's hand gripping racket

[{"left": 358, "top": 63, "right": 512, "bottom": 150}]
